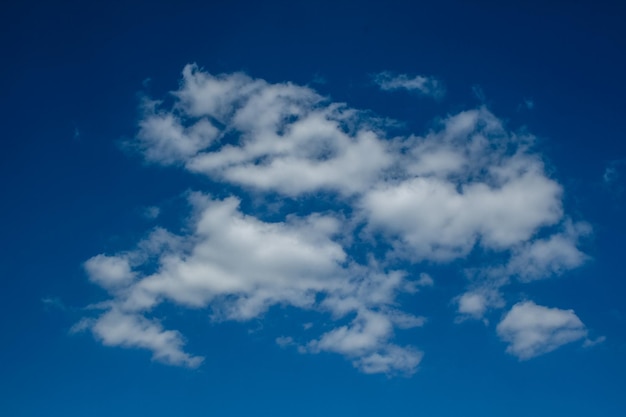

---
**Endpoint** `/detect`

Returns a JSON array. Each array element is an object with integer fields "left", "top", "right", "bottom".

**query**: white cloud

[
  {"left": 582, "top": 336, "right": 606, "bottom": 348},
  {"left": 517, "top": 98, "right": 534, "bottom": 111},
  {"left": 42, "top": 296, "right": 66, "bottom": 311},
  {"left": 78, "top": 66, "right": 593, "bottom": 374},
  {"left": 458, "top": 292, "right": 487, "bottom": 317},
  {"left": 309, "top": 310, "right": 394, "bottom": 356},
  {"left": 373, "top": 71, "right": 445, "bottom": 99},
  {"left": 138, "top": 64, "right": 392, "bottom": 196},
  {"left": 185, "top": 97, "right": 393, "bottom": 196},
  {"left": 355, "top": 345, "right": 423, "bottom": 376},
  {"left": 604, "top": 166, "right": 618, "bottom": 184},
  {"left": 91, "top": 308, "right": 203, "bottom": 368},
  {"left": 453, "top": 220, "right": 590, "bottom": 321},
  {"left": 143, "top": 206, "right": 161, "bottom": 220},
  {"left": 603, "top": 159, "right": 625, "bottom": 198},
  {"left": 456, "top": 289, "right": 505, "bottom": 320},
  {"left": 505, "top": 220, "right": 591, "bottom": 282},
  {"left": 361, "top": 109, "right": 563, "bottom": 261},
  {"left": 416, "top": 273, "right": 434, "bottom": 287},
  {"left": 137, "top": 105, "right": 219, "bottom": 165},
  {"left": 276, "top": 336, "right": 295, "bottom": 348},
  {"left": 307, "top": 309, "right": 424, "bottom": 375},
  {"left": 80, "top": 194, "right": 422, "bottom": 374},
  {"left": 84, "top": 255, "right": 135, "bottom": 290},
  {"left": 124, "top": 195, "right": 347, "bottom": 315},
  {"left": 403, "top": 272, "right": 434, "bottom": 294},
  {"left": 497, "top": 301, "right": 588, "bottom": 360}
]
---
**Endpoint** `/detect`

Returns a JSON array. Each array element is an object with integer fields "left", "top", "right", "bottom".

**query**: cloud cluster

[{"left": 78, "top": 65, "right": 592, "bottom": 374}]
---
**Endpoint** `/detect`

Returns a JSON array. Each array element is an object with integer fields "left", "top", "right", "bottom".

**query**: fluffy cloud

[
  {"left": 497, "top": 301, "right": 588, "bottom": 360},
  {"left": 77, "top": 65, "right": 592, "bottom": 374},
  {"left": 456, "top": 288, "right": 505, "bottom": 321},
  {"left": 505, "top": 220, "right": 591, "bottom": 282},
  {"left": 91, "top": 309, "right": 203, "bottom": 367},
  {"left": 81, "top": 195, "right": 423, "bottom": 374},
  {"left": 140, "top": 65, "right": 393, "bottom": 196},
  {"left": 361, "top": 108, "right": 563, "bottom": 262},
  {"left": 84, "top": 255, "right": 135, "bottom": 290},
  {"left": 454, "top": 220, "right": 590, "bottom": 320}
]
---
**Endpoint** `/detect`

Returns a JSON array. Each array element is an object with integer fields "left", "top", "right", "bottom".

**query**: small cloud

[
  {"left": 603, "top": 159, "right": 626, "bottom": 198},
  {"left": 524, "top": 99, "right": 534, "bottom": 110},
  {"left": 143, "top": 206, "right": 161, "bottom": 220},
  {"left": 84, "top": 254, "right": 135, "bottom": 290},
  {"left": 455, "top": 288, "right": 504, "bottom": 322},
  {"left": 506, "top": 220, "right": 591, "bottom": 282},
  {"left": 517, "top": 98, "right": 534, "bottom": 111},
  {"left": 69, "top": 318, "right": 94, "bottom": 334},
  {"left": 458, "top": 292, "right": 488, "bottom": 318},
  {"left": 497, "top": 301, "right": 588, "bottom": 360},
  {"left": 88, "top": 309, "right": 203, "bottom": 368},
  {"left": 603, "top": 159, "right": 625, "bottom": 185},
  {"left": 404, "top": 273, "right": 434, "bottom": 293},
  {"left": 305, "top": 310, "right": 423, "bottom": 375},
  {"left": 583, "top": 336, "right": 606, "bottom": 348},
  {"left": 276, "top": 336, "right": 295, "bottom": 348},
  {"left": 604, "top": 165, "right": 618, "bottom": 184},
  {"left": 416, "top": 273, "right": 434, "bottom": 287},
  {"left": 42, "top": 297, "right": 67, "bottom": 311},
  {"left": 311, "top": 73, "right": 327, "bottom": 85},
  {"left": 355, "top": 345, "right": 423, "bottom": 376},
  {"left": 472, "top": 85, "right": 486, "bottom": 102},
  {"left": 373, "top": 71, "right": 445, "bottom": 99}
]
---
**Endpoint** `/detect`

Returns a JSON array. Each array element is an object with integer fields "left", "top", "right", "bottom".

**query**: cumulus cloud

[
  {"left": 497, "top": 301, "right": 588, "bottom": 360},
  {"left": 91, "top": 309, "right": 203, "bottom": 367},
  {"left": 456, "top": 288, "right": 505, "bottom": 321},
  {"left": 361, "top": 109, "right": 563, "bottom": 262},
  {"left": 505, "top": 220, "right": 591, "bottom": 282},
  {"left": 454, "top": 220, "right": 591, "bottom": 320},
  {"left": 81, "top": 195, "right": 423, "bottom": 374},
  {"left": 84, "top": 254, "right": 135, "bottom": 290},
  {"left": 77, "top": 65, "right": 592, "bottom": 374},
  {"left": 373, "top": 71, "right": 445, "bottom": 99}
]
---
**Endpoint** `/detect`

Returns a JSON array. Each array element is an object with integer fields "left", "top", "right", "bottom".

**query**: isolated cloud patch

[
  {"left": 78, "top": 64, "right": 592, "bottom": 374},
  {"left": 373, "top": 71, "right": 445, "bottom": 99},
  {"left": 497, "top": 301, "right": 588, "bottom": 359}
]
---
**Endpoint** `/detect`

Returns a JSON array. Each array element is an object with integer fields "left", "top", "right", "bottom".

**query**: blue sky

[{"left": 2, "top": 0, "right": 626, "bottom": 415}]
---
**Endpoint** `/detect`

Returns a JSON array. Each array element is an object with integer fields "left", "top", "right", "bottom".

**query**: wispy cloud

[
  {"left": 77, "top": 65, "right": 591, "bottom": 375},
  {"left": 603, "top": 159, "right": 626, "bottom": 196},
  {"left": 373, "top": 71, "right": 445, "bottom": 99},
  {"left": 42, "top": 296, "right": 67, "bottom": 311},
  {"left": 142, "top": 206, "right": 161, "bottom": 220}
]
